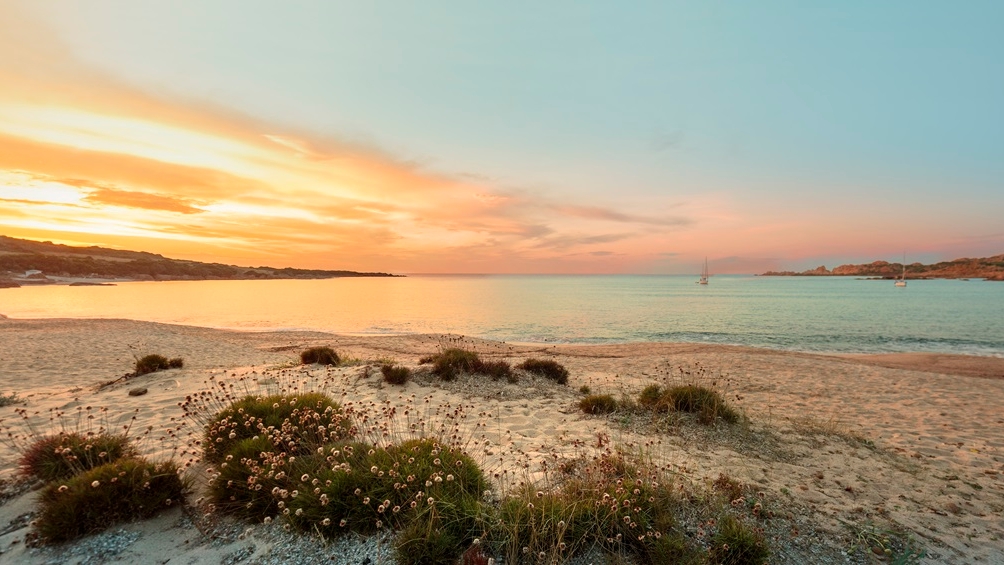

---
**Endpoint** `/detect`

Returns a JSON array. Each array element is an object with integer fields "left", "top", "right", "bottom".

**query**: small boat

[
  {"left": 895, "top": 254, "right": 907, "bottom": 287},
  {"left": 697, "top": 257, "right": 709, "bottom": 285}
]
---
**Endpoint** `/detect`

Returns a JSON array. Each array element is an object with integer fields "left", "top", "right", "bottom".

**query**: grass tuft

[
  {"left": 423, "top": 348, "right": 513, "bottom": 382},
  {"left": 381, "top": 364, "right": 412, "bottom": 385},
  {"left": 134, "top": 354, "right": 179, "bottom": 375},
  {"left": 579, "top": 394, "right": 618, "bottom": 414},
  {"left": 19, "top": 433, "right": 136, "bottom": 482},
  {"left": 636, "top": 384, "right": 740, "bottom": 425},
  {"left": 516, "top": 358, "right": 569, "bottom": 385},
  {"left": 300, "top": 346, "right": 340, "bottom": 366},
  {"left": 708, "top": 514, "right": 769, "bottom": 565}
]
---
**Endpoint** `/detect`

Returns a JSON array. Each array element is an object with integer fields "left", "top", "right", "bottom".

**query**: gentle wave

[{"left": 1, "top": 275, "right": 1002, "bottom": 356}]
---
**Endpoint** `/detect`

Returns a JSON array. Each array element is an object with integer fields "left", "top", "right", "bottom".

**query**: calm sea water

[{"left": 2, "top": 275, "right": 1002, "bottom": 356}]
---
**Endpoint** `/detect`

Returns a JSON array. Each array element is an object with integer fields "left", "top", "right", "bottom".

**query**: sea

[{"left": 2, "top": 275, "right": 1003, "bottom": 356}]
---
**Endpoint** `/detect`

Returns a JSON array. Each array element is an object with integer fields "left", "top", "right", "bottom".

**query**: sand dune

[{"left": 1, "top": 318, "right": 1002, "bottom": 564}]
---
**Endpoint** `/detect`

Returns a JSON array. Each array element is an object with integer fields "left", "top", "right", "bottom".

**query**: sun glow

[{"left": 0, "top": 104, "right": 274, "bottom": 180}]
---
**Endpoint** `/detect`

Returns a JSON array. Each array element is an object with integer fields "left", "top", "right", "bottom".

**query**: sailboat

[
  {"left": 894, "top": 253, "right": 907, "bottom": 287},
  {"left": 697, "top": 257, "right": 709, "bottom": 285}
]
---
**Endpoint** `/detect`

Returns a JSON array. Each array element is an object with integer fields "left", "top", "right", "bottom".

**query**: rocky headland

[{"left": 761, "top": 254, "right": 1004, "bottom": 280}]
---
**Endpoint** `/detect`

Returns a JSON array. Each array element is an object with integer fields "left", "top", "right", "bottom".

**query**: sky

[{"left": 1, "top": 1, "right": 1002, "bottom": 274}]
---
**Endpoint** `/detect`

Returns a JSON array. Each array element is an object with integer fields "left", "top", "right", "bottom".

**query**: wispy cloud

[{"left": 84, "top": 188, "right": 203, "bottom": 214}]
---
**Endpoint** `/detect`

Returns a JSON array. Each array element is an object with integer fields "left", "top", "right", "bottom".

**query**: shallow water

[{"left": 2, "top": 275, "right": 1002, "bottom": 355}]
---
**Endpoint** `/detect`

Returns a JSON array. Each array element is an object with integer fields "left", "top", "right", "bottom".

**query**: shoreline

[
  {"left": 1, "top": 318, "right": 1003, "bottom": 563},
  {"left": 2, "top": 315, "right": 1004, "bottom": 365}
]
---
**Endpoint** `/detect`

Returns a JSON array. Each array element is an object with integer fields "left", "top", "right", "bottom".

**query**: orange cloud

[{"left": 83, "top": 188, "right": 203, "bottom": 215}]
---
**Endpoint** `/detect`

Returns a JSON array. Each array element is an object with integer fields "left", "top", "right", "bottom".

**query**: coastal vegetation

[
  {"left": 35, "top": 457, "right": 185, "bottom": 542},
  {"left": 300, "top": 346, "right": 340, "bottom": 366},
  {"left": 381, "top": 363, "right": 412, "bottom": 385},
  {"left": 579, "top": 384, "right": 740, "bottom": 426},
  {"left": 134, "top": 354, "right": 184, "bottom": 375},
  {"left": 8, "top": 428, "right": 184, "bottom": 543},
  {"left": 515, "top": 358, "right": 569, "bottom": 385},
  {"left": 637, "top": 384, "right": 741, "bottom": 424},
  {"left": 420, "top": 347, "right": 514, "bottom": 382},
  {"left": 19, "top": 433, "right": 136, "bottom": 482},
  {"left": 578, "top": 394, "right": 619, "bottom": 414},
  {"left": 182, "top": 382, "right": 772, "bottom": 565}
]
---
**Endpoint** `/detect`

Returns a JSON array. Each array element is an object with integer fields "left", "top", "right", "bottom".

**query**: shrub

[
  {"left": 396, "top": 518, "right": 466, "bottom": 565},
  {"left": 429, "top": 348, "right": 481, "bottom": 380},
  {"left": 579, "top": 394, "right": 618, "bottom": 415},
  {"left": 206, "top": 436, "right": 320, "bottom": 518},
  {"left": 578, "top": 385, "right": 591, "bottom": 395},
  {"left": 135, "top": 354, "right": 170, "bottom": 375},
  {"left": 490, "top": 452, "right": 700, "bottom": 565},
  {"left": 381, "top": 364, "right": 411, "bottom": 385},
  {"left": 35, "top": 457, "right": 185, "bottom": 542},
  {"left": 638, "top": 384, "right": 665, "bottom": 410},
  {"left": 424, "top": 348, "right": 513, "bottom": 382},
  {"left": 0, "top": 392, "right": 18, "bottom": 407},
  {"left": 168, "top": 357, "right": 184, "bottom": 369},
  {"left": 300, "top": 346, "right": 340, "bottom": 366},
  {"left": 481, "top": 360, "right": 513, "bottom": 382},
  {"left": 663, "top": 385, "right": 740, "bottom": 424},
  {"left": 19, "top": 433, "right": 136, "bottom": 481},
  {"left": 495, "top": 485, "right": 583, "bottom": 562},
  {"left": 202, "top": 392, "right": 352, "bottom": 463},
  {"left": 516, "top": 359, "right": 569, "bottom": 385},
  {"left": 708, "top": 514, "right": 769, "bottom": 565}
]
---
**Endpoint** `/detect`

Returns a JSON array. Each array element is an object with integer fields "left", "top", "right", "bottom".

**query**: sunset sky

[{"left": 1, "top": 1, "right": 1002, "bottom": 274}]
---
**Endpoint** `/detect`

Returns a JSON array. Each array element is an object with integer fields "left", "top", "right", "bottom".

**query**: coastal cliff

[{"left": 761, "top": 254, "right": 1004, "bottom": 280}]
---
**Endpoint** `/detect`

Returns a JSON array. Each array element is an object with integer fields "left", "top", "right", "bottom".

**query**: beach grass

[
  {"left": 134, "top": 354, "right": 183, "bottom": 375},
  {"left": 300, "top": 346, "right": 340, "bottom": 366},
  {"left": 19, "top": 432, "right": 136, "bottom": 482}
]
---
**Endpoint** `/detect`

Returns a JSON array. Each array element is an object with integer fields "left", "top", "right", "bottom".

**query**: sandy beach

[{"left": 1, "top": 317, "right": 1003, "bottom": 564}]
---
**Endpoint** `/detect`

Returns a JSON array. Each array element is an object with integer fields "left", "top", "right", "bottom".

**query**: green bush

[
  {"left": 708, "top": 514, "right": 769, "bottom": 565},
  {"left": 428, "top": 348, "right": 480, "bottom": 381},
  {"left": 381, "top": 364, "right": 411, "bottom": 385},
  {"left": 516, "top": 359, "right": 569, "bottom": 385},
  {"left": 203, "top": 392, "right": 352, "bottom": 463},
  {"left": 663, "top": 385, "right": 740, "bottom": 424},
  {"left": 284, "top": 437, "right": 489, "bottom": 536},
  {"left": 300, "top": 346, "right": 340, "bottom": 366},
  {"left": 423, "top": 348, "right": 514, "bottom": 382},
  {"left": 207, "top": 436, "right": 334, "bottom": 519},
  {"left": 35, "top": 457, "right": 185, "bottom": 542},
  {"left": 19, "top": 433, "right": 136, "bottom": 482},
  {"left": 579, "top": 394, "right": 618, "bottom": 415},
  {"left": 135, "top": 354, "right": 171, "bottom": 375},
  {"left": 481, "top": 360, "right": 514, "bottom": 382}
]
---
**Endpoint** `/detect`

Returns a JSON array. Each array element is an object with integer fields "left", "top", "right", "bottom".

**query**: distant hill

[
  {"left": 760, "top": 254, "right": 1004, "bottom": 280},
  {"left": 0, "top": 236, "right": 399, "bottom": 283}
]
